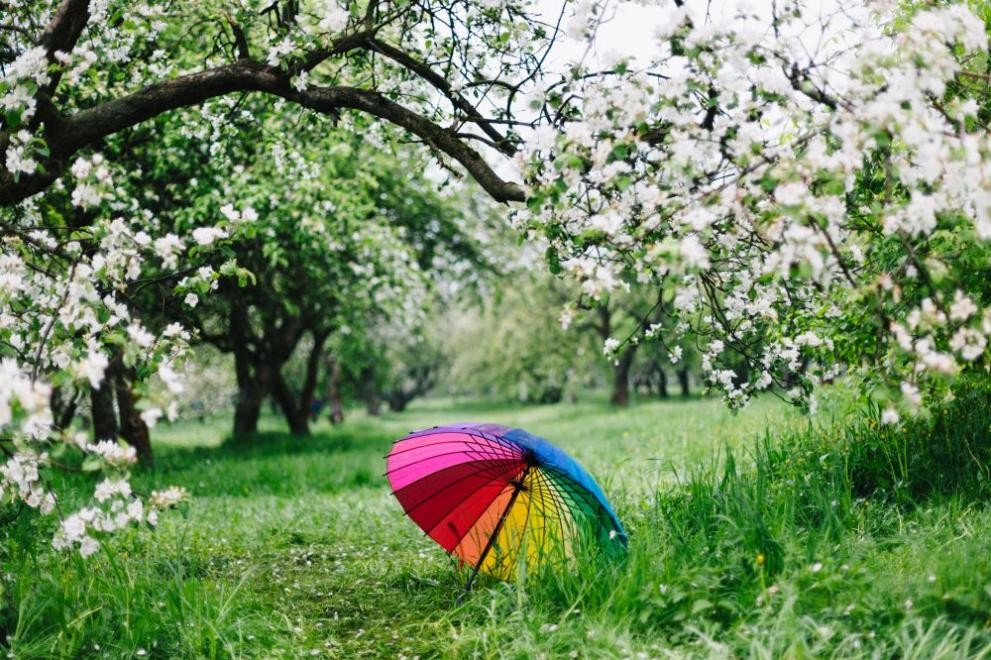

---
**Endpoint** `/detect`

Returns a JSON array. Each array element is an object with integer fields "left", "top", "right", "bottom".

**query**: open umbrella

[{"left": 386, "top": 423, "right": 627, "bottom": 589}]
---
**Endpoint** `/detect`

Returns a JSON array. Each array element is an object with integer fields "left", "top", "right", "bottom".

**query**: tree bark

[
  {"left": 233, "top": 392, "right": 263, "bottom": 436},
  {"left": 272, "top": 372, "right": 309, "bottom": 436},
  {"left": 361, "top": 366, "right": 381, "bottom": 416},
  {"left": 657, "top": 368, "right": 669, "bottom": 399},
  {"left": 677, "top": 367, "right": 691, "bottom": 397},
  {"left": 610, "top": 347, "right": 637, "bottom": 407},
  {"left": 325, "top": 356, "right": 344, "bottom": 425},
  {"left": 270, "top": 331, "right": 328, "bottom": 436},
  {"left": 90, "top": 378, "right": 118, "bottom": 442},
  {"left": 50, "top": 385, "right": 80, "bottom": 431},
  {"left": 114, "top": 370, "right": 153, "bottom": 466},
  {"left": 1, "top": 59, "right": 525, "bottom": 206}
]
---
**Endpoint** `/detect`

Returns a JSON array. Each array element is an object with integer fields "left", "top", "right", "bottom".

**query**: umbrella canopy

[{"left": 386, "top": 422, "right": 627, "bottom": 587}]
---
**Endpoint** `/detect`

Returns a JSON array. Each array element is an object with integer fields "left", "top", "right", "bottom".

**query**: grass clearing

[{"left": 4, "top": 392, "right": 991, "bottom": 657}]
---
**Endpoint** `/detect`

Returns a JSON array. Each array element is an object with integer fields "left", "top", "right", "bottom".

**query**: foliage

[
  {"left": 443, "top": 272, "right": 602, "bottom": 403},
  {"left": 522, "top": 0, "right": 991, "bottom": 423}
]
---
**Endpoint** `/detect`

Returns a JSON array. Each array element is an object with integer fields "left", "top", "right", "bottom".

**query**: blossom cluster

[{"left": 522, "top": 0, "right": 991, "bottom": 416}]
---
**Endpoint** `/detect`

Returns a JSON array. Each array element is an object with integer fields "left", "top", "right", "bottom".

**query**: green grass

[{"left": 4, "top": 391, "right": 991, "bottom": 658}]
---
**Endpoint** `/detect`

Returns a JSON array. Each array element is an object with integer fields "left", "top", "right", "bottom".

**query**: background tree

[
  {"left": 117, "top": 104, "right": 492, "bottom": 437},
  {"left": 442, "top": 271, "right": 603, "bottom": 403}
]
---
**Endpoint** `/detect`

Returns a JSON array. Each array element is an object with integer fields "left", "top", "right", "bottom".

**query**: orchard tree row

[{"left": 4, "top": 0, "right": 991, "bottom": 556}]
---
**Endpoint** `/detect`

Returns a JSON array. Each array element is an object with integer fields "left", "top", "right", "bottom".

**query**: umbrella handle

[{"left": 463, "top": 466, "right": 530, "bottom": 592}]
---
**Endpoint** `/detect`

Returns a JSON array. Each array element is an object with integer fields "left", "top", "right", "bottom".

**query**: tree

[
  {"left": 119, "top": 107, "right": 488, "bottom": 437},
  {"left": 1, "top": 0, "right": 541, "bottom": 205},
  {"left": 572, "top": 290, "right": 664, "bottom": 407},
  {"left": 9, "top": 0, "right": 991, "bottom": 559},
  {"left": 444, "top": 272, "right": 602, "bottom": 403},
  {"left": 523, "top": 1, "right": 991, "bottom": 420}
]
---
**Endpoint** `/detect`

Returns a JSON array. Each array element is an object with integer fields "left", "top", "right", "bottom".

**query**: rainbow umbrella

[{"left": 386, "top": 423, "right": 627, "bottom": 589}]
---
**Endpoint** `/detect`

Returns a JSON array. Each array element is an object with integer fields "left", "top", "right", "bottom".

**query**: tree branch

[
  {"left": 38, "top": 0, "right": 91, "bottom": 94},
  {"left": 364, "top": 37, "right": 516, "bottom": 155},
  {"left": 1, "top": 59, "right": 525, "bottom": 205}
]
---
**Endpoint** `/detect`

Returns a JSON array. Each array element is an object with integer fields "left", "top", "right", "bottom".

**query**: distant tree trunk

[
  {"left": 273, "top": 374, "right": 309, "bottom": 436},
  {"left": 231, "top": 306, "right": 263, "bottom": 436},
  {"left": 233, "top": 356, "right": 268, "bottom": 437},
  {"left": 657, "top": 368, "right": 669, "bottom": 398},
  {"left": 677, "top": 367, "right": 691, "bottom": 397},
  {"left": 610, "top": 347, "right": 637, "bottom": 407},
  {"left": 90, "top": 378, "right": 118, "bottom": 441},
  {"left": 387, "top": 391, "right": 411, "bottom": 413},
  {"left": 50, "top": 385, "right": 80, "bottom": 431},
  {"left": 325, "top": 356, "right": 344, "bottom": 425},
  {"left": 114, "top": 370, "right": 153, "bottom": 466},
  {"left": 228, "top": 304, "right": 305, "bottom": 437},
  {"left": 272, "top": 332, "right": 326, "bottom": 436},
  {"left": 386, "top": 365, "right": 438, "bottom": 412},
  {"left": 271, "top": 331, "right": 328, "bottom": 437},
  {"left": 361, "top": 366, "right": 381, "bottom": 416}
]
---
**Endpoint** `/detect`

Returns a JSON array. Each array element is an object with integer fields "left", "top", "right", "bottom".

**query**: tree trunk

[
  {"left": 388, "top": 392, "right": 410, "bottom": 413},
  {"left": 657, "top": 368, "right": 669, "bottom": 398},
  {"left": 610, "top": 347, "right": 637, "bottom": 407},
  {"left": 114, "top": 371, "right": 153, "bottom": 466},
  {"left": 361, "top": 366, "right": 381, "bottom": 416},
  {"left": 326, "top": 357, "right": 344, "bottom": 425},
  {"left": 232, "top": 357, "right": 272, "bottom": 437},
  {"left": 233, "top": 393, "right": 263, "bottom": 436},
  {"left": 271, "top": 331, "right": 328, "bottom": 437},
  {"left": 273, "top": 372, "right": 310, "bottom": 436},
  {"left": 677, "top": 367, "right": 691, "bottom": 397},
  {"left": 90, "top": 378, "right": 118, "bottom": 441},
  {"left": 50, "top": 385, "right": 80, "bottom": 431}
]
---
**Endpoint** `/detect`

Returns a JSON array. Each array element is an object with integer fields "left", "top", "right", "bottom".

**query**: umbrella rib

[
  {"left": 539, "top": 463, "right": 606, "bottom": 516},
  {"left": 527, "top": 469, "right": 554, "bottom": 558},
  {"left": 396, "top": 458, "right": 524, "bottom": 521},
  {"left": 538, "top": 467, "right": 613, "bottom": 539},
  {"left": 389, "top": 435, "right": 523, "bottom": 461},
  {"left": 423, "top": 462, "right": 525, "bottom": 543},
  {"left": 532, "top": 468, "right": 571, "bottom": 556},
  {"left": 386, "top": 446, "right": 521, "bottom": 477},
  {"left": 510, "top": 470, "right": 536, "bottom": 579},
  {"left": 534, "top": 467, "right": 589, "bottom": 516},
  {"left": 389, "top": 436, "right": 523, "bottom": 457},
  {"left": 464, "top": 465, "right": 530, "bottom": 592}
]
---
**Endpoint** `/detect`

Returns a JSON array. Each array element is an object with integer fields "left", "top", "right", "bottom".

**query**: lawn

[{"left": 6, "top": 393, "right": 991, "bottom": 658}]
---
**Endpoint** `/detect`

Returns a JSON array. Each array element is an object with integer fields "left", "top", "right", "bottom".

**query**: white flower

[
  {"left": 318, "top": 1, "right": 350, "bottom": 32},
  {"left": 900, "top": 382, "right": 922, "bottom": 409},
  {"left": 150, "top": 486, "right": 187, "bottom": 508},
  {"left": 154, "top": 234, "right": 184, "bottom": 269},
  {"left": 291, "top": 71, "right": 310, "bottom": 92},
  {"left": 127, "top": 323, "right": 155, "bottom": 348},
  {"left": 140, "top": 408, "right": 163, "bottom": 428},
  {"left": 881, "top": 407, "right": 900, "bottom": 425},
  {"left": 219, "top": 204, "right": 239, "bottom": 221},
  {"left": 950, "top": 291, "right": 977, "bottom": 322},
  {"left": 184, "top": 293, "right": 199, "bottom": 308},
  {"left": 77, "top": 351, "right": 109, "bottom": 388},
  {"left": 191, "top": 227, "right": 228, "bottom": 246},
  {"left": 679, "top": 236, "right": 709, "bottom": 269},
  {"left": 950, "top": 327, "right": 986, "bottom": 361},
  {"left": 79, "top": 536, "right": 99, "bottom": 558},
  {"left": 157, "top": 362, "right": 185, "bottom": 394}
]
